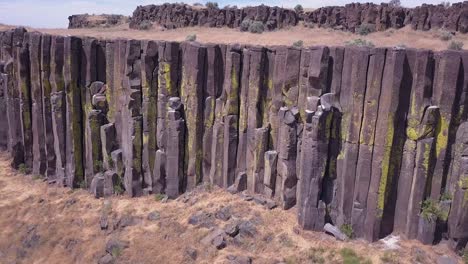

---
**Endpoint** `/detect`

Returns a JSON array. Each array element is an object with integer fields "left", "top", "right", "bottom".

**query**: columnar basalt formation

[
  {"left": 68, "top": 14, "right": 129, "bottom": 29},
  {"left": 1, "top": 27, "right": 468, "bottom": 249},
  {"left": 126, "top": 2, "right": 468, "bottom": 33},
  {"left": 129, "top": 4, "right": 298, "bottom": 31},
  {"left": 303, "top": 2, "right": 468, "bottom": 33}
]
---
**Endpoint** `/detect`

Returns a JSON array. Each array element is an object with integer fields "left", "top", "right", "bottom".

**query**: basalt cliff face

[
  {"left": 0, "top": 28, "right": 467, "bottom": 249},
  {"left": 126, "top": 2, "right": 468, "bottom": 33}
]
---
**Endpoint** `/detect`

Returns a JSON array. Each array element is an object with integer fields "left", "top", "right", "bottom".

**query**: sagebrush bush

[
  {"left": 439, "top": 30, "right": 453, "bottom": 41},
  {"left": 249, "top": 21, "right": 265, "bottom": 34},
  {"left": 138, "top": 20, "right": 152, "bottom": 30},
  {"left": 448, "top": 40, "right": 464, "bottom": 50},
  {"left": 186, "top": 34, "right": 197, "bottom": 41},
  {"left": 240, "top": 19, "right": 252, "bottom": 32},
  {"left": 356, "top": 23, "right": 376, "bottom": 36},
  {"left": 293, "top": 40, "right": 304, "bottom": 47},
  {"left": 295, "top": 4, "right": 304, "bottom": 13},
  {"left": 345, "top": 38, "right": 375, "bottom": 48}
]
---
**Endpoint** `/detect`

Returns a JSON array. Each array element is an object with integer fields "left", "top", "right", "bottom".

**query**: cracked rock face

[{"left": 1, "top": 27, "right": 468, "bottom": 249}]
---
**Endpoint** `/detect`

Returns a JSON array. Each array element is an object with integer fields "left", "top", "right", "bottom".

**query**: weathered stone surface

[
  {"left": 101, "top": 123, "right": 117, "bottom": 171},
  {"left": 275, "top": 107, "right": 298, "bottom": 210},
  {"left": 323, "top": 223, "right": 348, "bottom": 241},
  {"left": 165, "top": 97, "right": 185, "bottom": 198},
  {"left": 40, "top": 34, "right": 56, "bottom": 179},
  {"left": 64, "top": 36, "right": 84, "bottom": 188},
  {"left": 297, "top": 107, "right": 332, "bottom": 231},
  {"left": 141, "top": 40, "right": 158, "bottom": 193},
  {"left": 263, "top": 151, "right": 278, "bottom": 197},
  {"left": 351, "top": 47, "right": 385, "bottom": 238},
  {"left": 181, "top": 42, "right": 206, "bottom": 190}
]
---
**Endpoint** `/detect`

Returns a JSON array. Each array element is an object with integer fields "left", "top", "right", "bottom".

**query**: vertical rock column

[
  {"left": 431, "top": 51, "right": 463, "bottom": 200},
  {"left": 222, "top": 45, "right": 241, "bottom": 188},
  {"left": 297, "top": 104, "right": 333, "bottom": 230},
  {"left": 351, "top": 48, "right": 386, "bottom": 238},
  {"left": 394, "top": 50, "right": 436, "bottom": 240},
  {"left": 365, "top": 49, "right": 411, "bottom": 241},
  {"left": 29, "top": 32, "right": 47, "bottom": 176},
  {"left": 41, "top": 34, "right": 57, "bottom": 179},
  {"left": 447, "top": 122, "right": 468, "bottom": 248},
  {"left": 5, "top": 29, "right": 27, "bottom": 168},
  {"left": 17, "top": 32, "right": 33, "bottom": 170},
  {"left": 141, "top": 40, "right": 158, "bottom": 193},
  {"left": 202, "top": 44, "right": 226, "bottom": 183},
  {"left": 245, "top": 46, "right": 266, "bottom": 193},
  {"left": 275, "top": 107, "right": 299, "bottom": 209},
  {"left": 50, "top": 35, "right": 66, "bottom": 184},
  {"left": 180, "top": 42, "right": 206, "bottom": 190},
  {"left": 336, "top": 47, "right": 369, "bottom": 227},
  {"left": 122, "top": 40, "right": 143, "bottom": 197},
  {"left": 81, "top": 38, "right": 99, "bottom": 185},
  {"left": 63, "top": 36, "right": 84, "bottom": 188},
  {"left": 153, "top": 41, "right": 180, "bottom": 194},
  {"left": 166, "top": 97, "right": 185, "bottom": 198}
]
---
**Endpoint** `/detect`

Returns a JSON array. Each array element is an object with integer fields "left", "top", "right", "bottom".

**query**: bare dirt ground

[
  {"left": 0, "top": 151, "right": 463, "bottom": 264},
  {"left": 1, "top": 23, "right": 467, "bottom": 51}
]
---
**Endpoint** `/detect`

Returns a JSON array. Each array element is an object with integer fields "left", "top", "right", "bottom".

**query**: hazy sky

[{"left": 0, "top": 0, "right": 450, "bottom": 28}]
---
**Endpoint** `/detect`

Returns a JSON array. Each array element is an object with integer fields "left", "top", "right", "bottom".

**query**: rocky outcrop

[
  {"left": 129, "top": 3, "right": 298, "bottom": 31},
  {"left": 68, "top": 14, "right": 129, "bottom": 29},
  {"left": 303, "top": 2, "right": 468, "bottom": 33},
  {"left": 1, "top": 28, "right": 468, "bottom": 250}
]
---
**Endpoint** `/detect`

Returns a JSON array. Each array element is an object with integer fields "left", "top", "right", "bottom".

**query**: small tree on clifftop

[
  {"left": 389, "top": 0, "right": 401, "bottom": 7},
  {"left": 294, "top": 4, "right": 304, "bottom": 13}
]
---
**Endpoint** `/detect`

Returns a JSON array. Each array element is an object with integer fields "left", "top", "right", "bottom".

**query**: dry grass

[
  {"left": 1, "top": 23, "right": 466, "bottom": 51},
  {"left": 0, "top": 151, "right": 462, "bottom": 263}
]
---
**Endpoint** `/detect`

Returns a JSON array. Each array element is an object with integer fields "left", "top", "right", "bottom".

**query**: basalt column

[
  {"left": 351, "top": 48, "right": 386, "bottom": 238},
  {"left": 275, "top": 107, "right": 299, "bottom": 209},
  {"left": 153, "top": 41, "right": 180, "bottom": 194},
  {"left": 166, "top": 97, "right": 185, "bottom": 198},
  {"left": 365, "top": 49, "right": 412, "bottom": 241},
  {"left": 28, "top": 32, "right": 47, "bottom": 176},
  {"left": 41, "top": 34, "right": 57, "bottom": 179},
  {"left": 394, "top": 50, "right": 437, "bottom": 240},
  {"left": 336, "top": 47, "right": 369, "bottom": 228},
  {"left": 141, "top": 40, "right": 158, "bottom": 193},
  {"left": 447, "top": 122, "right": 468, "bottom": 248},
  {"left": 181, "top": 42, "right": 206, "bottom": 190},
  {"left": 17, "top": 32, "right": 33, "bottom": 170},
  {"left": 297, "top": 104, "right": 333, "bottom": 230},
  {"left": 431, "top": 51, "right": 463, "bottom": 200},
  {"left": 122, "top": 40, "right": 143, "bottom": 197},
  {"left": 50, "top": 35, "right": 66, "bottom": 183},
  {"left": 244, "top": 47, "right": 267, "bottom": 193},
  {"left": 63, "top": 36, "right": 84, "bottom": 188},
  {"left": 81, "top": 37, "right": 99, "bottom": 186},
  {"left": 203, "top": 43, "right": 226, "bottom": 184}
]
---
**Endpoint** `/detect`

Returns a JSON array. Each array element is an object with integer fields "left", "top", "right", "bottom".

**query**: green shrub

[
  {"left": 439, "top": 30, "right": 453, "bottom": 41},
  {"left": 18, "top": 163, "right": 29, "bottom": 174},
  {"left": 154, "top": 193, "right": 166, "bottom": 201},
  {"left": 307, "top": 247, "right": 326, "bottom": 264},
  {"left": 293, "top": 40, "right": 304, "bottom": 48},
  {"left": 186, "top": 34, "right": 197, "bottom": 41},
  {"left": 380, "top": 251, "right": 399, "bottom": 264},
  {"left": 32, "top": 174, "right": 45, "bottom": 180},
  {"left": 448, "top": 40, "right": 464, "bottom": 50},
  {"left": 345, "top": 39, "right": 375, "bottom": 48},
  {"left": 240, "top": 19, "right": 252, "bottom": 32},
  {"left": 389, "top": 0, "right": 401, "bottom": 7},
  {"left": 440, "top": 192, "right": 452, "bottom": 201},
  {"left": 340, "top": 248, "right": 371, "bottom": 264},
  {"left": 356, "top": 23, "right": 376, "bottom": 36},
  {"left": 249, "top": 21, "right": 265, "bottom": 34},
  {"left": 421, "top": 199, "right": 449, "bottom": 222},
  {"left": 206, "top": 2, "right": 219, "bottom": 9},
  {"left": 294, "top": 4, "right": 304, "bottom": 13},
  {"left": 463, "top": 249, "right": 468, "bottom": 264},
  {"left": 138, "top": 20, "right": 152, "bottom": 30},
  {"left": 113, "top": 175, "right": 124, "bottom": 195},
  {"left": 340, "top": 224, "right": 354, "bottom": 238}
]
